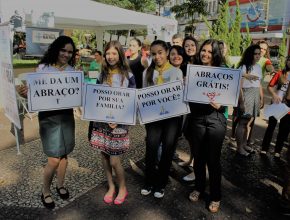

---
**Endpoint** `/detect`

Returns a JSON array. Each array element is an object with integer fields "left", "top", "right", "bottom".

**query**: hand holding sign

[
  {"left": 26, "top": 71, "right": 84, "bottom": 112},
  {"left": 184, "top": 65, "right": 242, "bottom": 106}
]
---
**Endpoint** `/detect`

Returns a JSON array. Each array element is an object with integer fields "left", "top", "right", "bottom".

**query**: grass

[{"left": 13, "top": 58, "right": 39, "bottom": 68}]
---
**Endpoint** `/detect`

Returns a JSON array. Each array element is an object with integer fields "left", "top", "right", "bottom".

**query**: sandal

[
  {"left": 56, "top": 186, "right": 69, "bottom": 200},
  {"left": 189, "top": 190, "right": 200, "bottom": 202},
  {"left": 41, "top": 193, "right": 55, "bottom": 209},
  {"left": 209, "top": 201, "right": 220, "bottom": 213}
]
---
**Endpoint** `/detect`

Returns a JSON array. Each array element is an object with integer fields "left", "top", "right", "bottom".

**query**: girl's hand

[
  {"left": 260, "top": 99, "right": 264, "bottom": 109},
  {"left": 210, "top": 102, "right": 221, "bottom": 110},
  {"left": 244, "top": 74, "right": 259, "bottom": 81},
  {"left": 272, "top": 94, "right": 282, "bottom": 104},
  {"left": 16, "top": 85, "right": 28, "bottom": 98},
  {"left": 108, "top": 123, "right": 117, "bottom": 129}
]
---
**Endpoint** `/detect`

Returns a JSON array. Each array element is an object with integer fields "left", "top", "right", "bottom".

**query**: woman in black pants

[
  {"left": 186, "top": 39, "right": 227, "bottom": 213},
  {"left": 140, "top": 40, "right": 183, "bottom": 199},
  {"left": 261, "top": 56, "right": 290, "bottom": 157}
]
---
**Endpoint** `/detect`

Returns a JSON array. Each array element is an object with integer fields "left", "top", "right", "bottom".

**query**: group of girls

[
  {"left": 138, "top": 37, "right": 228, "bottom": 214},
  {"left": 18, "top": 34, "right": 272, "bottom": 214}
]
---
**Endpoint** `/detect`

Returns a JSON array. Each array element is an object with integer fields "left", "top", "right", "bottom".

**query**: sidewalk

[
  {"left": 0, "top": 115, "right": 288, "bottom": 219},
  {"left": 0, "top": 75, "right": 288, "bottom": 219},
  {"left": 0, "top": 109, "right": 39, "bottom": 151}
]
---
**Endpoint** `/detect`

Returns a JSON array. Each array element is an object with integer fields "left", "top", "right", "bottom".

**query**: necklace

[{"left": 52, "top": 63, "right": 68, "bottom": 71}]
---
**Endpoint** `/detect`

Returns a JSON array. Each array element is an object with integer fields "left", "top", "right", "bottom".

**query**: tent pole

[
  {"left": 14, "top": 124, "right": 21, "bottom": 155},
  {"left": 95, "top": 30, "right": 104, "bottom": 52}
]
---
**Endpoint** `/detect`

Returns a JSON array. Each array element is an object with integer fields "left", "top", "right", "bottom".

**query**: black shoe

[
  {"left": 141, "top": 185, "right": 153, "bottom": 196},
  {"left": 237, "top": 150, "right": 250, "bottom": 157},
  {"left": 56, "top": 186, "right": 69, "bottom": 200},
  {"left": 172, "top": 152, "right": 179, "bottom": 161},
  {"left": 41, "top": 194, "right": 55, "bottom": 209}
]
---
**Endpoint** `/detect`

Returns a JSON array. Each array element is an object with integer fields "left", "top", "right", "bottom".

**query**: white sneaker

[
  {"left": 141, "top": 186, "right": 153, "bottom": 196},
  {"left": 274, "top": 153, "right": 280, "bottom": 158},
  {"left": 260, "top": 150, "right": 267, "bottom": 155},
  {"left": 154, "top": 189, "right": 164, "bottom": 198},
  {"left": 183, "top": 171, "right": 195, "bottom": 181}
]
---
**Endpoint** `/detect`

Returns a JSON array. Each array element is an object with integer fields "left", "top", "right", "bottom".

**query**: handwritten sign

[
  {"left": 136, "top": 80, "right": 190, "bottom": 124},
  {"left": 82, "top": 84, "right": 137, "bottom": 125},
  {"left": 184, "top": 65, "right": 242, "bottom": 106},
  {"left": 26, "top": 71, "right": 84, "bottom": 112}
]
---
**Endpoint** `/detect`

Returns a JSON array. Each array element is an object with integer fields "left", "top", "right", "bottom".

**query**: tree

[
  {"left": 229, "top": 0, "right": 242, "bottom": 56},
  {"left": 243, "top": 22, "right": 252, "bottom": 50},
  {"left": 171, "top": 0, "right": 208, "bottom": 35},
  {"left": 204, "top": 0, "right": 229, "bottom": 43},
  {"left": 93, "top": 0, "right": 156, "bottom": 13},
  {"left": 204, "top": 0, "right": 231, "bottom": 56},
  {"left": 130, "top": 0, "right": 156, "bottom": 12},
  {"left": 93, "top": 0, "right": 132, "bottom": 9},
  {"left": 278, "top": 32, "right": 287, "bottom": 69}
]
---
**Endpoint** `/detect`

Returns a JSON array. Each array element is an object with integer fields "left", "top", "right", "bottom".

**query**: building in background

[
  {"left": 158, "top": 0, "right": 220, "bottom": 38},
  {"left": 229, "top": 0, "right": 290, "bottom": 56},
  {"left": 159, "top": 0, "right": 290, "bottom": 55}
]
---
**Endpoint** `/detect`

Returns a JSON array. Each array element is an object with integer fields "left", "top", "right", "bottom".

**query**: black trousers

[
  {"left": 261, "top": 116, "right": 278, "bottom": 151},
  {"left": 275, "top": 114, "right": 290, "bottom": 154},
  {"left": 188, "top": 111, "right": 226, "bottom": 201},
  {"left": 144, "top": 117, "right": 179, "bottom": 189}
]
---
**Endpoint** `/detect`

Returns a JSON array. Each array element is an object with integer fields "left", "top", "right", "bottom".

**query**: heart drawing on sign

[{"left": 202, "top": 92, "right": 221, "bottom": 102}]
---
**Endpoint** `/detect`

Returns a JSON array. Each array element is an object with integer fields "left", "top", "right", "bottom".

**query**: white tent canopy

[{"left": 0, "top": 0, "right": 177, "bottom": 45}]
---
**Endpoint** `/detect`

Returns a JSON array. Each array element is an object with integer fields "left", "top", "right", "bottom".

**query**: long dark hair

[
  {"left": 169, "top": 45, "right": 186, "bottom": 75},
  {"left": 39, "top": 35, "right": 76, "bottom": 67},
  {"left": 182, "top": 35, "right": 199, "bottom": 64},
  {"left": 237, "top": 44, "right": 261, "bottom": 73},
  {"left": 197, "top": 39, "right": 224, "bottom": 67},
  {"left": 257, "top": 40, "right": 270, "bottom": 59},
  {"left": 100, "top": 40, "right": 130, "bottom": 85},
  {"left": 145, "top": 40, "right": 169, "bottom": 86}
]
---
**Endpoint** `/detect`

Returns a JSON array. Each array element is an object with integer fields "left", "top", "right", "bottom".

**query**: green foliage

[
  {"left": 13, "top": 58, "right": 39, "bottom": 68},
  {"left": 203, "top": 0, "right": 251, "bottom": 57},
  {"left": 171, "top": 0, "right": 208, "bottom": 34},
  {"left": 243, "top": 22, "right": 252, "bottom": 50},
  {"left": 204, "top": 0, "right": 229, "bottom": 42},
  {"left": 93, "top": 0, "right": 156, "bottom": 12},
  {"left": 94, "top": 0, "right": 132, "bottom": 9},
  {"left": 278, "top": 32, "right": 287, "bottom": 69},
  {"left": 229, "top": 0, "right": 242, "bottom": 56},
  {"left": 71, "top": 30, "right": 97, "bottom": 49},
  {"left": 131, "top": 0, "right": 157, "bottom": 12}
]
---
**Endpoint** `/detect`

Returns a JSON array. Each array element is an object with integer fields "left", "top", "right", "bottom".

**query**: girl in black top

[
  {"left": 128, "top": 38, "right": 148, "bottom": 88},
  {"left": 187, "top": 39, "right": 226, "bottom": 213}
]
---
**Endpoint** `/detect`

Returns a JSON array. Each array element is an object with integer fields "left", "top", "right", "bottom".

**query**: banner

[
  {"left": 26, "top": 71, "right": 84, "bottom": 112},
  {"left": 82, "top": 84, "right": 137, "bottom": 125},
  {"left": 26, "top": 27, "right": 64, "bottom": 56},
  {"left": 184, "top": 65, "right": 242, "bottom": 106},
  {"left": 136, "top": 80, "right": 190, "bottom": 124},
  {"left": 0, "top": 24, "right": 21, "bottom": 128}
]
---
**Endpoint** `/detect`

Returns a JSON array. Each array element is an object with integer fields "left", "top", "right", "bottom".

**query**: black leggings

[{"left": 144, "top": 117, "right": 179, "bottom": 189}]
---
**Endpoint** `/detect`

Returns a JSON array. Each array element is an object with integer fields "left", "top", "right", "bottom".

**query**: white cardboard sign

[
  {"left": 26, "top": 71, "right": 84, "bottom": 112},
  {"left": 184, "top": 65, "right": 242, "bottom": 106},
  {"left": 82, "top": 84, "right": 137, "bottom": 125},
  {"left": 136, "top": 80, "right": 190, "bottom": 124},
  {"left": 0, "top": 24, "right": 21, "bottom": 128}
]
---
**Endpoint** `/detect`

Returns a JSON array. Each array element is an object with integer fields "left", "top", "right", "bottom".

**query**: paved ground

[
  {"left": 0, "top": 113, "right": 289, "bottom": 219},
  {"left": 1, "top": 76, "right": 290, "bottom": 219}
]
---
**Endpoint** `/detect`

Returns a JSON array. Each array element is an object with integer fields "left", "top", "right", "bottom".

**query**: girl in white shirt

[{"left": 236, "top": 44, "right": 264, "bottom": 156}]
